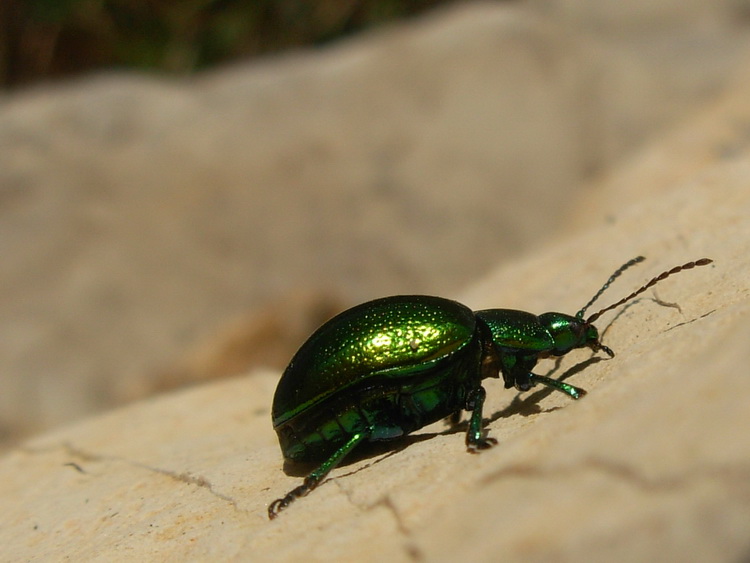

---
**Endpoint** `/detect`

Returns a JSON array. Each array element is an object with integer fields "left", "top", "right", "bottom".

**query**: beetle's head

[{"left": 538, "top": 312, "right": 613, "bottom": 358}]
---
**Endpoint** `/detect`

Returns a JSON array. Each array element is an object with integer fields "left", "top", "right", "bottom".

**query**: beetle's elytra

[{"left": 268, "top": 256, "right": 713, "bottom": 518}]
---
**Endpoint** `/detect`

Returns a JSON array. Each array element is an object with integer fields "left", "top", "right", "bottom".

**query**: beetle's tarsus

[
  {"left": 467, "top": 436, "right": 497, "bottom": 453},
  {"left": 268, "top": 496, "right": 289, "bottom": 519},
  {"left": 268, "top": 476, "right": 317, "bottom": 519}
]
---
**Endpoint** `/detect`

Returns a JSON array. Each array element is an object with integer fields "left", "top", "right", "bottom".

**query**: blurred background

[
  {"left": 0, "top": 0, "right": 454, "bottom": 89},
  {"left": 2, "top": 0, "right": 750, "bottom": 449}
]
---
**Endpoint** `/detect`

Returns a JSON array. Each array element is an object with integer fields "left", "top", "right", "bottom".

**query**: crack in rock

[
  {"left": 39, "top": 442, "right": 248, "bottom": 514},
  {"left": 665, "top": 309, "right": 717, "bottom": 332},
  {"left": 334, "top": 480, "right": 425, "bottom": 562},
  {"left": 369, "top": 495, "right": 425, "bottom": 562}
]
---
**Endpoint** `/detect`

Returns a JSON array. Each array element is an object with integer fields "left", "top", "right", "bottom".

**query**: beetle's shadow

[
  {"left": 488, "top": 356, "right": 605, "bottom": 423},
  {"left": 281, "top": 433, "right": 436, "bottom": 477},
  {"left": 478, "top": 296, "right": 697, "bottom": 426}
]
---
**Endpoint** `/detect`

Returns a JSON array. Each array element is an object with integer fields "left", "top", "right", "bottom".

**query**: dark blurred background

[{"left": 0, "top": 0, "right": 462, "bottom": 89}]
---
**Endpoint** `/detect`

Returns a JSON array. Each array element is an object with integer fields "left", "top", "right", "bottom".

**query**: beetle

[{"left": 268, "top": 256, "right": 712, "bottom": 518}]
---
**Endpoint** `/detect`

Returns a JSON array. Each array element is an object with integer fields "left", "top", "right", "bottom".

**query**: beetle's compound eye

[{"left": 584, "top": 324, "right": 600, "bottom": 347}]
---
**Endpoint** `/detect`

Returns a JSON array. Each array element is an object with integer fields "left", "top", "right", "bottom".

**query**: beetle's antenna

[
  {"left": 585, "top": 258, "right": 713, "bottom": 324},
  {"left": 576, "top": 256, "right": 646, "bottom": 319}
]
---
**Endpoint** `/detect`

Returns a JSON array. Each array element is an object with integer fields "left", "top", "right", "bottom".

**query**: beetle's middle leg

[
  {"left": 465, "top": 385, "right": 497, "bottom": 452},
  {"left": 504, "top": 354, "right": 586, "bottom": 400}
]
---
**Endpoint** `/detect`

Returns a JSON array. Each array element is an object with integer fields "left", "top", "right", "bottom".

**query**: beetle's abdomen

[
  {"left": 275, "top": 334, "right": 482, "bottom": 462},
  {"left": 272, "top": 296, "right": 476, "bottom": 428}
]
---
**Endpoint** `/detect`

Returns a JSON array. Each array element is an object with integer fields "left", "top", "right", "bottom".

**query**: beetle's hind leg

[
  {"left": 465, "top": 385, "right": 497, "bottom": 452},
  {"left": 268, "top": 430, "right": 370, "bottom": 519}
]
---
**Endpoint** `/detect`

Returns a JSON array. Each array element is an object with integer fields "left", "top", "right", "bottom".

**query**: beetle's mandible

[{"left": 268, "top": 256, "right": 712, "bottom": 518}]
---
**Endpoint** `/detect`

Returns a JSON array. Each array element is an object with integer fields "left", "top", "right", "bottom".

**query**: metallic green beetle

[{"left": 268, "top": 257, "right": 712, "bottom": 518}]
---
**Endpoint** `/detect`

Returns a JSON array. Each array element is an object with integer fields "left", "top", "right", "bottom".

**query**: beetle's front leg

[
  {"left": 527, "top": 373, "right": 586, "bottom": 400},
  {"left": 504, "top": 354, "right": 586, "bottom": 400},
  {"left": 465, "top": 385, "right": 497, "bottom": 452}
]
